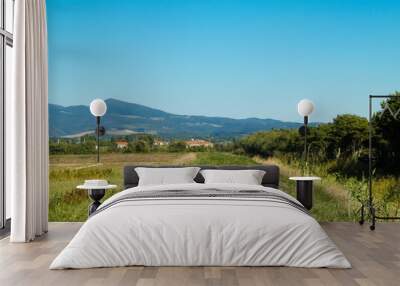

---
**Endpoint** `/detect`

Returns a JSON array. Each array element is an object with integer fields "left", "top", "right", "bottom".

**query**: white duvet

[{"left": 50, "top": 183, "right": 351, "bottom": 269}]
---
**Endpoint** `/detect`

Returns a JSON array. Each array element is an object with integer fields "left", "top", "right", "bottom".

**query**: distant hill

[{"left": 49, "top": 98, "right": 304, "bottom": 139}]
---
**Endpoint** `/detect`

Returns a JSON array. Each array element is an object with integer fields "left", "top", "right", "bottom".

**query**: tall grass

[
  {"left": 191, "top": 152, "right": 258, "bottom": 166},
  {"left": 260, "top": 157, "right": 356, "bottom": 221},
  {"left": 49, "top": 152, "right": 371, "bottom": 222},
  {"left": 49, "top": 152, "right": 187, "bottom": 221},
  {"left": 265, "top": 155, "right": 400, "bottom": 221},
  {"left": 49, "top": 152, "right": 259, "bottom": 221},
  {"left": 49, "top": 165, "right": 123, "bottom": 221},
  {"left": 372, "top": 177, "right": 400, "bottom": 217}
]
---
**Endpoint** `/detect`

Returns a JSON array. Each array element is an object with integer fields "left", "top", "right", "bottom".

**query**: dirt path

[{"left": 172, "top": 152, "right": 197, "bottom": 165}]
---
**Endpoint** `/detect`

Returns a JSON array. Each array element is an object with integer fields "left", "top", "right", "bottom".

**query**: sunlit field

[
  {"left": 49, "top": 152, "right": 193, "bottom": 221},
  {"left": 49, "top": 152, "right": 352, "bottom": 222}
]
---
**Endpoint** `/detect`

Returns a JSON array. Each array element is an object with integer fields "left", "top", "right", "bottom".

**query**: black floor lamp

[
  {"left": 297, "top": 99, "right": 315, "bottom": 173},
  {"left": 289, "top": 99, "right": 319, "bottom": 210},
  {"left": 90, "top": 99, "right": 107, "bottom": 163}
]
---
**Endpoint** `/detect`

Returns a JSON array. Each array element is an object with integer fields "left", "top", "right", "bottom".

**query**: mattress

[{"left": 50, "top": 183, "right": 351, "bottom": 269}]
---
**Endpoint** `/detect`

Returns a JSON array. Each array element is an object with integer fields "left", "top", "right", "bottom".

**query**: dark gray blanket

[{"left": 91, "top": 189, "right": 309, "bottom": 217}]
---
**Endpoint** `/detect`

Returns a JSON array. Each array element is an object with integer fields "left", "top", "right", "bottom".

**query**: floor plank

[{"left": 0, "top": 222, "right": 399, "bottom": 286}]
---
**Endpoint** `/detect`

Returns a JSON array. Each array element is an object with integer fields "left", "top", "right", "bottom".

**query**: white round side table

[{"left": 77, "top": 183, "right": 117, "bottom": 216}]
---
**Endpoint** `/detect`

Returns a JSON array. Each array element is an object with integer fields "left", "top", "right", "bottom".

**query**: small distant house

[
  {"left": 115, "top": 140, "right": 129, "bottom": 149},
  {"left": 154, "top": 139, "right": 169, "bottom": 146},
  {"left": 185, "top": 139, "right": 214, "bottom": 148}
]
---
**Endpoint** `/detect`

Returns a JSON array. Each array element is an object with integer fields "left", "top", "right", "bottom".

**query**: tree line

[
  {"left": 237, "top": 93, "right": 400, "bottom": 177},
  {"left": 49, "top": 134, "right": 215, "bottom": 155}
]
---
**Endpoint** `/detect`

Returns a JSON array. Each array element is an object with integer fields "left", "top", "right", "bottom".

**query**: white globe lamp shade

[
  {"left": 90, "top": 99, "right": 107, "bottom": 117},
  {"left": 297, "top": 99, "right": 315, "bottom": 117}
]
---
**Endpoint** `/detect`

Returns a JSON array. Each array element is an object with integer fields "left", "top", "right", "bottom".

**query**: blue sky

[{"left": 47, "top": 0, "right": 400, "bottom": 122}]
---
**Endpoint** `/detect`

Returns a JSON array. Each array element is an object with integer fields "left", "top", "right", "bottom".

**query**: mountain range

[{"left": 49, "top": 98, "right": 304, "bottom": 139}]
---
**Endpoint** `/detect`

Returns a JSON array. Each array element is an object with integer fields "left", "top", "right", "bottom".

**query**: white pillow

[
  {"left": 135, "top": 167, "right": 200, "bottom": 186},
  {"left": 200, "top": 169, "right": 266, "bottom": 185}
]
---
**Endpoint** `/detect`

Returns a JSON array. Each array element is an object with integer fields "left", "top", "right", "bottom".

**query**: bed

[{"left": 50, "top": 165, "right": 350, "bottom": 269}]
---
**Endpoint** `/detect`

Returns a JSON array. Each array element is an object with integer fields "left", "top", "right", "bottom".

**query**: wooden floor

[{"left": 0, "top": 222, "right": 399, "bottom": 286}]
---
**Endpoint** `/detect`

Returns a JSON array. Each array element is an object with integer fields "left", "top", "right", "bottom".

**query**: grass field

[
  {"left": 191, "top": 152, "right": 257, "bottom": 165},
  {"left": 49, "top": 152, "right": 193, "bottom": 221},
  {"left": 257, "top": 157, "right": 356, "bottom": 221},
  {"left": 49, "top": 152, "right": 352, "bottom": 222}
]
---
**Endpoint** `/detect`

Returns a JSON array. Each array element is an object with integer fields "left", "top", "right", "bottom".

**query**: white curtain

[{"left": 8, "top": 0, "right": 49, "bottom": 242}]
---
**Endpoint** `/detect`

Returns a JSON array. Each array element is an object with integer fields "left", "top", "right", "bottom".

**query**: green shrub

[{"left": 168, "top": 141, "right": 187, "bottom": 152}]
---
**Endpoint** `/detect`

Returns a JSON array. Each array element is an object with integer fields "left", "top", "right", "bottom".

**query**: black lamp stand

[
  {"left": 298, "top": 116, "right": 309, "bottom": 175},
  {"left": 304, "top": 115, "right": 308, "bottom": 165},
  {"left": 96, "top": 116, "right": 100, "bottom": 163},
  {"left": 95, "top": 116, "right": 106, "bottom": 163}
]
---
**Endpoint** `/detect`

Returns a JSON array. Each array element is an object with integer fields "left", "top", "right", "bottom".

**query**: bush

[
  {"left": 133, "top": 140, "right": 150, "bottom": 153},
  {"left": 168, "top": 141, "right": 186, "bottom": 152}
]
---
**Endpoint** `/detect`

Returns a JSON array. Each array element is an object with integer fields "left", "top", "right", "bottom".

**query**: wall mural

[{"left": 46, "top": 0, "right": 400, "bottom": 223}]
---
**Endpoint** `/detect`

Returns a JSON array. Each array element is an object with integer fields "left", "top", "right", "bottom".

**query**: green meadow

[{"left": 49, "top": 152, "right": 354, "bottom": 222}]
